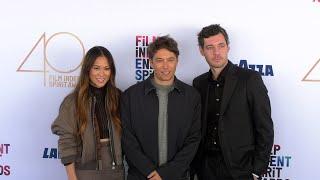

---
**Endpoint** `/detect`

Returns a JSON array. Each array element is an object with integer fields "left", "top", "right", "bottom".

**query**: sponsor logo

[
  {"left": 0, "top": 144, "right": 10, "bottom": 158},
  {"left": 261, "top": 144, "right": 292, "bottom": 180},
  {"left": 17, "top": 32, "right": 85, "bottom": 87},
  {"left": 236, "top": 59, "right": 274, "bottom": 76},
  {"left": 135, "top": 35, "right": 156, "bottom": 81},
  {"left": 0, "top": 144, "right": 11, "bottom": 176},
  {"left": 42, "top": 147, "right": 60, "bottom": 159},
  {"left": 302, "top": 58, "right": 320, "bottom": 82}
]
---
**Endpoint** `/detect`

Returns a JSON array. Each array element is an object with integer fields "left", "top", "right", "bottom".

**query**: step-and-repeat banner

[{"left": 1, "top": 0, "right": 319, "bottom": 179}]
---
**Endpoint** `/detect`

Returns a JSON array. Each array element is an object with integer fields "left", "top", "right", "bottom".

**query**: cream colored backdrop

[{"left": 1, "top": 0, "right": 320, "bottom": 179}]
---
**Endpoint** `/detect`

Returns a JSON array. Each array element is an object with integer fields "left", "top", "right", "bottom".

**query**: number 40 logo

[
  {"left": 302, "top": 58, "right": 320, "bottom": 82},
  {"left": 16, "top": 32, "right": 85, "bottom": 86}
]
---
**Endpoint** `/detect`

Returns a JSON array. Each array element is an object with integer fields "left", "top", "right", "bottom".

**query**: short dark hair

[
  {"left": 147, "top": 35, "right": 179, "bottom": 59},
  {"left": 197, "top": 24, "right": 229, "bottom": 48}
]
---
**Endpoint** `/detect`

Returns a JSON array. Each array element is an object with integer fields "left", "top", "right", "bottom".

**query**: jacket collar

[
  {"left": 220, "top": 61, "right": 239, "bottom": 115},
  {"left": 144, "top": 73, "right": 184, "bottom": 95}
]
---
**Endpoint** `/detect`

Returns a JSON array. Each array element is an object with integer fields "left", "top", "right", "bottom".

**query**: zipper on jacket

[
  {"left": 91, "top": 97, "right": 102, "bottom": 170},
  {"left": 107, "top": 110, "right": 117, "bottom": 169},
  {"left": 103, "top": 94, "right": 117, "bottom": 169}
]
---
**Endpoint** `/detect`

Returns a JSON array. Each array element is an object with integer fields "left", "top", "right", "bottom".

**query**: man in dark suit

[
  {"left": 191, "top": 24, "right": 274, "bottom": 180},
  {"left": 122, "top": 35, "right": 201, "bottom": 180}
]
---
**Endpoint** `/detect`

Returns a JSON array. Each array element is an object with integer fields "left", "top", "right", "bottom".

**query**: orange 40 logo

[
  {"left": 302, "top": 58, "right": 320, "bottom": 82},
  {"left": 17, "top": 32, "right": 85, "bottom": 86}
]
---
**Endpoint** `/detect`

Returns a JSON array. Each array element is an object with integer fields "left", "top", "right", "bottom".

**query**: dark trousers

[{"left": 197, "top": 151, "right": 253, "bottom": 180}]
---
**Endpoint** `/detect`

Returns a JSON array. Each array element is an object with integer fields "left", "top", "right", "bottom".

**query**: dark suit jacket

[
  {"left": 121, "top": 76, "right": 201, "bottom": 180},
  {"left": 192, "top": 62, "right": 274, "bottom": 179}
]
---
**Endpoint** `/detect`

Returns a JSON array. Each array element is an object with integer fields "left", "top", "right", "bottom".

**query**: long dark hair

[{"left": 73, "top": 46, "right": 121, "bottom": 137}]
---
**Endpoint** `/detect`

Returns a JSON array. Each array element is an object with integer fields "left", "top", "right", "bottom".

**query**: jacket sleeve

[
  {"left": 157, "top": 92, "right": 201, "bottom": 179},
  {"left": 190, "top": 79, "right": 204, "bottom": 177},
  {"left": 247, "top": 71, "right": 274, "bottom": 176},
  {"left": 51, "top": 95, "right": 79, "bottom": 165},
  {"left": 121, "top": 91, "right": 156, "bottom": 177}
]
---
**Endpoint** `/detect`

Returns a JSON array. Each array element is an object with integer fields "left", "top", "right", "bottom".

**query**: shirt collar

[
  {"left": 208, "top": 61, "right": 230, "bottom": 83},
  {"left": 144, "top": 73, "right": 183, "bottom": 95}
]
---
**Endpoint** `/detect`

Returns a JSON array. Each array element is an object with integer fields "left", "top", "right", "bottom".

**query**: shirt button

[
  {"left": 216, "top": 84, "right": 220, "bottom": 87},
  {"left": 216, "top": 113, "right": 220, "bottom": 116},
  {"left": 214, "top": 141, "right": 217, "bottom": 145},
  {"left": 216, "top": 98, "right": 220, "bottom": 102},
  {"left": 214, "top": 127, "right": 217, "bottom": 130}
]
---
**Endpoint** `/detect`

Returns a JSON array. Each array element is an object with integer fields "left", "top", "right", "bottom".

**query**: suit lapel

[
  {"left": 220, "top": 64, "right": 238, "bottom": 115},
  {"left": 201, "top": 78, "right": 210, "bottom": 136}
]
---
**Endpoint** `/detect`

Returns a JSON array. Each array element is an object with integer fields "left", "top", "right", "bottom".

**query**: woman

[{"left": 52, "top": 46, "right": 124, "bottom": 180}]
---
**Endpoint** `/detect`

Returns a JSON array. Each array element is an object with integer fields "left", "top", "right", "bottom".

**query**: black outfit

[
  {"left": 205, "top": 62, "right": 229, "bottom": 153},
  {"left": 90, "top": 85, "right": 109, "bottom": 139},
  {"left": 121, "top": 76, "right": 201, "bottom": 180},
  {"left": 192, "top": 61, "right": 274, "bottom": 180},
  {"left": 201, "top": 63, "right": 235, "bottom": 179}
]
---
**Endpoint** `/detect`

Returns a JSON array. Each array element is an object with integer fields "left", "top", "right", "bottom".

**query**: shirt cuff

[{"left": 252, "top": 173, "right": 259, "bottom": 178}]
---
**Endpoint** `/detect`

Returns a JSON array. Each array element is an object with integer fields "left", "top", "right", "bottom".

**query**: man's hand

[
  {"left": 253, "top": 175, "right": 259, "bottom": 180},
  {"left": 147, "top": 170, "right": 162, "bottom": 180}
]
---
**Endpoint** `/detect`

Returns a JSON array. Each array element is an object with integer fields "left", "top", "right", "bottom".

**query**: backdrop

[{"left": 1, "top": 0, "right": 320, "bottom": 179}]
